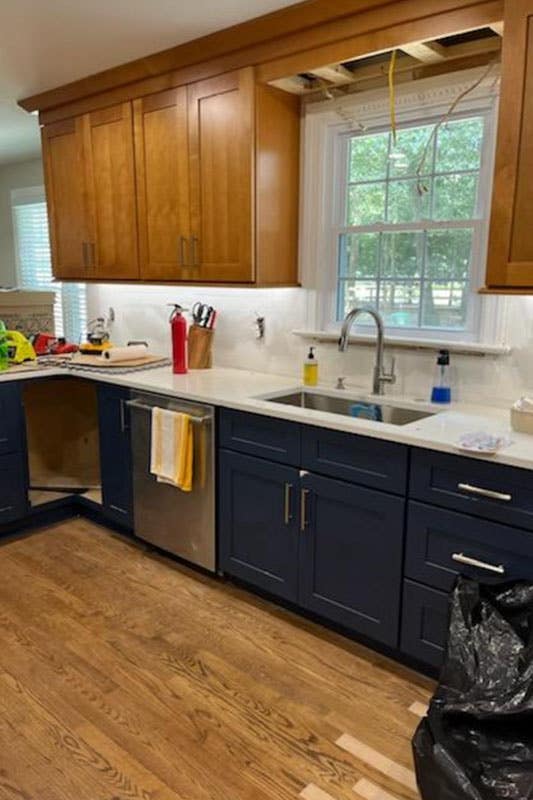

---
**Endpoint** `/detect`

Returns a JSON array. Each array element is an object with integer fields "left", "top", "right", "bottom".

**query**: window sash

[{"left": 326, "top": 106, "right": 496, "bottom": 340}]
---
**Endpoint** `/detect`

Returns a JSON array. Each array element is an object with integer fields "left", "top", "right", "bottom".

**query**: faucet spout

[{"left": 338, "top": 306, "right": 395, "bottom": 395}]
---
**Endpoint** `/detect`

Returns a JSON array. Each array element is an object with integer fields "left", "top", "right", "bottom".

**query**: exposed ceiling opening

[{"left": 269, "top": 25, "right": 503, "bottom": 100}]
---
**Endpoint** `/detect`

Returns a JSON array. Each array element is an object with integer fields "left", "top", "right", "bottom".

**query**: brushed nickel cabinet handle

[
  {"left": 89, "top": 242, "right": 96, "bottom": 268},
  {"left": 452, "top": 552, "right": 505, "bottom": 575},
  {"left": 179, "top": 236, "right": 188, "bottom": 266},
  {"left": 119, "top": 399, "right": 126, "bottom": 433},
  {"left": 82, "top": 242, "right": 88, "bottom": 268},
  {"left": 300, "top": 489, "right": 310, "bottom": 532},
  {"left": 457, "top": 483, "right": 512, "bottom": 502},
  {"left": 284, "top": 483, "right": 292, "bottom": 525},
  {"left": 191, "top": 236, "right": 199, "bottom": 267}
]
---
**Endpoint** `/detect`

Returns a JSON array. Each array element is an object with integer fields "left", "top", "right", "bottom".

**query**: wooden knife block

[{"left": 188, "top": 324, "right": 214, "bottom": 369}]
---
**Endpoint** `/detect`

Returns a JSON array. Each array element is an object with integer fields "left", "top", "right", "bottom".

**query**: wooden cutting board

[{"left": 70, "top": 354, "right": 168, "bottom": 368}]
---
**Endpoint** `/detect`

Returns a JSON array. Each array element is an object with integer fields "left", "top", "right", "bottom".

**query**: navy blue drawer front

[
  {"left": 406, "top": 501, "right": 533, "bottom": 590},
  {"left": 0, "top": 452, "right": 28, "bottom": 524},
  {"left": 410, "top": 449, "right": 533, "bottom": 531},
  {"left": 219, "top": 409, "right": 301, "bottom": 466},
  {"left": 0, "top": 383, "right": 24, "bottom": 456},
  {"left": 301, "top": 426, "right": 408, "bottom": 494},
  {"left": 401, "top": 580, "right": 449, "bottom": 669}
]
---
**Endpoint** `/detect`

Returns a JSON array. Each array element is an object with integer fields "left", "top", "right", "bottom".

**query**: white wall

[
  {"left": 88, "top": 283, "right": 533, "bottom": 408},
  {"left": 0, "top": 158, "right": 44, "bottom": 286}
]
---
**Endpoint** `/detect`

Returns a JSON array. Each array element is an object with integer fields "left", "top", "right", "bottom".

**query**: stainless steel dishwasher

[{"left": 127, "top": 391, "right": 215, "bottom": 571}]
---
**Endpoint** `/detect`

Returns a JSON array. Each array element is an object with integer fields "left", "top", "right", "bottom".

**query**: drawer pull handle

[
  {"left": 0, "top": 505, "right": 14, "bottom": 514},
  {"left": 300, "top": 489, "right": 310, "bottom": 532},
  {"left": 452, "top": 552, "right": 505, "bottom": 575},
  {"left": 457, "top": 483, "right": 512, "bottom": 502},
  {"left": 283, "top": 483, "right": 292, "bottom": 525}
]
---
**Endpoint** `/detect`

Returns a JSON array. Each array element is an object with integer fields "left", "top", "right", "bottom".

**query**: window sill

[{"left": 291, "top": 330, "right": 512, "bottom": 357}]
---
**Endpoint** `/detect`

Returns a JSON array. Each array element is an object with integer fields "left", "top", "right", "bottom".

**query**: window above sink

[{"left": 300, "top": 68, "right": 509, "bottom": 351}]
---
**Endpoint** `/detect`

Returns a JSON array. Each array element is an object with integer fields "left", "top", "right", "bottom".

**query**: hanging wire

[
  {"left": 415, "top": 59, "right": 499, "bottom": 195},
  {"left": 388, "top": 49, "right": 398, "bottom": 146}
]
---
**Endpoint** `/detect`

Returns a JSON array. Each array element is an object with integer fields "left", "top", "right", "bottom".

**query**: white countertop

[{"left": 2, "top": 363, "right": 533, "bottom": 470}]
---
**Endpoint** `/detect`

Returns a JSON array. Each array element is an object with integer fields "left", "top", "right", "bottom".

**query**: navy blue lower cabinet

[
  {"left": 0, "top": 382, "right": 24, "bottom": 456},
  {"left": 401, "top": 580, "right": 449, "bottom": 669},
  {"left": 97, "top": 384, "right": 133, "bottom": 527},
  {"left": 0, "top": 452, "right": 29, "bottom": 524},
  {"left": 405, "top": 501, "right": 533, "bottom": 590},
  {"left": 298, "top": 472, "right": 405, "bottom": 647},
  {"left": 218, "top": 450, "right": 300, "bottom": 601}
]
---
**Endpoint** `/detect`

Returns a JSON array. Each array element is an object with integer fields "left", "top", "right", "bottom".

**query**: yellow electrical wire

[{"left": 388, "top": 49, "right": 398, "bottom": 146}]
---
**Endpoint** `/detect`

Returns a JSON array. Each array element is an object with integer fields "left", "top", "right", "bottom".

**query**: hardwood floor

[{"left": 0, "top": 520, "right": 433, "bottom": 800}]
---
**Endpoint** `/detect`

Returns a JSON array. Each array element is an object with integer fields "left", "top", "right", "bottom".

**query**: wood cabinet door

[
  {"left": 188, "top": 68, "right": 254, "bottom": 283},
  {"left": 486, "top": 0, "right": 533, "bottom": 290},
  {"left": 83, "top": 103, "right": 139, "bottom": 280},
  {"left": 134, "top": 88, "right": 191, "bottom": 281},
  {"left": 42, "top": 118, "right": 89, "bottom": 279},
  {"left": 218, "top": 450, "right": 300, "bottom": 601},
  {"left": 298, "top": 472, "right": 404, "bottom": 647}
]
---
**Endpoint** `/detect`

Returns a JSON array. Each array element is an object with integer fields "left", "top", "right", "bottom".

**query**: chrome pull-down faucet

[{"left": 338, "top": 306, "right": 396, "bottom": 395}]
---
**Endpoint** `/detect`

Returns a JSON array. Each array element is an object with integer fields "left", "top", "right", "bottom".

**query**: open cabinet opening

[{"left": 23, "top": 378, "right": 102, "bottom": 507}]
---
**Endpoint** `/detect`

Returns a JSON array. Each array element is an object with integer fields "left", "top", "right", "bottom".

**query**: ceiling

[{"left": 0, "top": 0, "right": 300, "bottom": 166}]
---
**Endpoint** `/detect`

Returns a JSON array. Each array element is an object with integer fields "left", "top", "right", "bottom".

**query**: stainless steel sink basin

[{"left": 264, "top": 391, "right": 434, "bottom": 425}]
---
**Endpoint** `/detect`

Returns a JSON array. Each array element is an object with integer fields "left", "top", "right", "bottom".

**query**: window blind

[{"left": 11, "top": 189, "right": 86, "bottom": 342}]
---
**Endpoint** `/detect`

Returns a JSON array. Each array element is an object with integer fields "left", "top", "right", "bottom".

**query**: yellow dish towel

[{"left": 150, "top": 407, "right": 193, "bottom": 492}]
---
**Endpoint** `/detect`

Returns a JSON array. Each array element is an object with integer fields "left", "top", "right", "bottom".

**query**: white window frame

[{"left": 299, "top": 67, "right": 508, "bottom": 348}]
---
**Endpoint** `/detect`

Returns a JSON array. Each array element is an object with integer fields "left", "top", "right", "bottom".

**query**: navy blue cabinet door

[
  {"left": 299, "top": 472, "right": 405, "bottom": 647},
  {"left": 219, "top": 450, "right": 300, "bottom": 602},
  {"left": 0, "top": 383, "right": 24, "bottom": 456},
  {"left": 401, "top": 580, "right": 449, "bottom": 669},
  {"left": 0, "top": 453, "right": 28, "bottom": 525},
  {"left": 98, "top": 385, "right": 133, "bottom": 527}
]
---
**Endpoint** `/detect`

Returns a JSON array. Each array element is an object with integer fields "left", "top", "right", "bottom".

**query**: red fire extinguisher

[{"left": 169, "top": 304, "right": 188, "bottom": 374}]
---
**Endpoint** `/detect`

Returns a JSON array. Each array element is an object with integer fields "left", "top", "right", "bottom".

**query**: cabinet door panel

[
  {"left": 299, "top": 473, "right": 404, "bottom": 646},
  {"left": 401, "top": 580, "right": 448, "bottom": 670},
  {"left": 219, "top": 450, "right": 299, "bottom": 601},
  {"left": 486, "top": 0, "right": 533, "bottom": 289},
  {"left": 0, "top": 383, "right": 24, "bottom": 456},
  {"left": 98, "top": 384, "right": 133, "bottom": 527},
  {"left": 42, "top": 118, "right": 88, "bottom": 279},
  {"left": 0, "top": 453, "right": 28, "bottom": 525},
  {"left": 188, "top": 68, "right": 254, "bottom": 283},
  {"left": 84, "top": 103, "right": 139, "bottom": 280},
  {"left": 134, "top": 88, "right": 191, "bottom": 280}
]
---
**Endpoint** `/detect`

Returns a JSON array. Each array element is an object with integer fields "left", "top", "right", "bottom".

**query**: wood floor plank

[{"left": 0, "top": 521, "right": 430, "bottom": 800}]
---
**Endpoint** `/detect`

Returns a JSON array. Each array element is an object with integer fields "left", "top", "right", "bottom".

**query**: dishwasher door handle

[{"left": 126, "top": 398, "right": 211, "bottom": 425}]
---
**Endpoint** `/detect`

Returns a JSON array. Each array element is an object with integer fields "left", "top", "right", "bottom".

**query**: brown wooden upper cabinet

[
  {"left": 43, "top": 103, "right": 139, "bottom": 281},
  {"left": 42, "top": 67, "right": 299, "bottom": 285},
  {"left": 485, "top": 0, "right": 533, "bottom": 292}
]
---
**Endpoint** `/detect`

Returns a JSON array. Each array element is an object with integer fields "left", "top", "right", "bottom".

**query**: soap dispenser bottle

[
  {"left": 303, "top": 346, "right": 318, "bottom": 386},
  {"left": 431, "top": 349, "right": 451, "bottom": 404}
]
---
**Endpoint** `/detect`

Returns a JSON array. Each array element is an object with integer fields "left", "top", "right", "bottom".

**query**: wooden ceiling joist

[
  {"left": 400, "top": 41, "right": 448, "bottom": 63},
  {"left": 307, "top": 64, "right": 355, "bottom": 85}
]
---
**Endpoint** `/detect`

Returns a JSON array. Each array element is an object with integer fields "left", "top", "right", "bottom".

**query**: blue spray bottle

[{"left": 431, "top": 349, "right": 451, "bottom": 404}]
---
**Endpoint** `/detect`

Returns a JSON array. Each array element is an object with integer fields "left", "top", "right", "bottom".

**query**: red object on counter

[
  {"left": 169, "top": 305, "right": 188, "bottom": 374},
  {"left": 31, "top": 332, "right": 78, "bottom": 355}
]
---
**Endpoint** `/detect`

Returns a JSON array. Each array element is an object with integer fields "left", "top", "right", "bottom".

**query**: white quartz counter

[{"left": 2, "top": 363, "right": 532, "bottom": 470}]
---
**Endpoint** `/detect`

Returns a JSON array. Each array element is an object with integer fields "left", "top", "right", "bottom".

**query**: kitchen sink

[{"left": 263, "top": 391, "right": 435, "bottom": 425}]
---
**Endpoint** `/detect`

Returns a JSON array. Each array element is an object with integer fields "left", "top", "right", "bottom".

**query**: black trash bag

[{"left": 412, "top": 577, "right": 533, "bottom": 800}]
